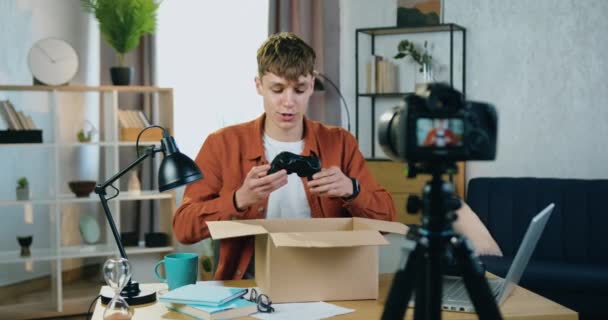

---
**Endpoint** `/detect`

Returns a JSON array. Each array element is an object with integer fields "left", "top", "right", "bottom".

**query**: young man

[{"left": 173, "top": 32, "right": 397, "bottom": 280}]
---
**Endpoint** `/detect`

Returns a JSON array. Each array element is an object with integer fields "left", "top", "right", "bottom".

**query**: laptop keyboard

[{"left": 443, "top": 278, "right": 503, "bottom": 302}]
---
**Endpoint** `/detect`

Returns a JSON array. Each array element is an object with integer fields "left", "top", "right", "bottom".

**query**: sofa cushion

[
  {"left": 481, "top": 255, "right": 608, "bottom": 294},
  {"left": 467, "top": 178, "right": 608, "bottom": 266}
]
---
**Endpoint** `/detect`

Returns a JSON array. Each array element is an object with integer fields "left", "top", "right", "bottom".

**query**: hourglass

[{"left": 103, "top": 258, "right": 134, "bottom": 320}]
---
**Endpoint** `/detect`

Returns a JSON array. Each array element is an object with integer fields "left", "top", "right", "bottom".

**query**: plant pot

[
  {"left": 110, "top": 67, "right": 133, "bottom": 86},
  {"left": 16, "top": 187, "right": 30, "bottom": 201}
]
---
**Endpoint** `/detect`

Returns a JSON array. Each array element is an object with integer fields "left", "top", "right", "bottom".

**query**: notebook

[
  {"left": 158, "top": 284, "right": 248, "bottom": 307},
  {"left": 166, "top": 298, "right": 257, "bottom": 320},
  {"left": 438, "top": 203, "right": 554, "bottom": 312}
]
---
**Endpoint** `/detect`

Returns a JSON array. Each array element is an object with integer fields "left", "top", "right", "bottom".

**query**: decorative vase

[
  {"left": 110, "top": 67, "right": 133, "bottom": 86},
  {"left": 415, "top": 63, "right": 434, "bottom": 92},
  {"left": 128, "top": 171, "right": 141, "bottom": 194},
  {"left": 17, "top": 235, "right": 33, "bottom": 257},
  {"left": 16, "top": 187, "right": 30, "bottom": 201}
]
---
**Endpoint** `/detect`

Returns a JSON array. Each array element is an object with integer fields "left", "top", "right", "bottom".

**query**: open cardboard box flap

[
  {"left": 206, "top": 220, "right": 269, "bottom": 240},
  {"left": 352, "top": 217, "right": 408, "bottom": 235},
  {"left": 206, "top": 217, "right": 407, "bottom": 241},
  {"left": 270, "top": 230, "right": 388, "bottom": 248}
]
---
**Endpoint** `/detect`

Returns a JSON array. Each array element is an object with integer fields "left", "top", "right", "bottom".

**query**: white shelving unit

[{"left": 0, "top": 85, "right": 176, "bottom": 315}]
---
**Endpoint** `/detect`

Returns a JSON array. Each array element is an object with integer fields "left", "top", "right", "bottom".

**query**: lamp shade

[
  {"left": 158, "top": 135, "right": 203, "bottom": 192},
  {"left": 158, "top": 152, "right": 202, "bottom": 192}
]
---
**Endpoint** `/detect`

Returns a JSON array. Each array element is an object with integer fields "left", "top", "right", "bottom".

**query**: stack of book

[
  {"left": 159, "top": 284, "right": 257, "bottom": 320},
  {"left": 117, "top": 109, "right": 151, "bottom": 129},
  {"left": 366, "top": 55, "right": 399, "bottom": 94},
  {"left": 0, "top": 100, "right": 38, "bottom": 130}
]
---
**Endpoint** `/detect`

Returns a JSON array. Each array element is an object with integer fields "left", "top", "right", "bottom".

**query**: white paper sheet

[{"left": 251, "top": 301, "right": 354, "bottom": 320}]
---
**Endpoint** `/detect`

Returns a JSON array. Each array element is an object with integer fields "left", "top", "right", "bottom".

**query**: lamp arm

[
  {"left": 98, "top": 146, "right": 162, "bottom": 190},
  {"left": 316, "top": 73, "right": 352, "bottom": 132},
  {"left": 94, "top": 146, "right": 163, "bottom": 259}
]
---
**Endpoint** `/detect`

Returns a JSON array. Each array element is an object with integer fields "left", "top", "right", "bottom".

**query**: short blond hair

[{"left": 257, "top": 32, "right": 316, "bottom": 82}]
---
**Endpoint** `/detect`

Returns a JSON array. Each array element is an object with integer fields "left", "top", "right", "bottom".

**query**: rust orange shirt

[{"left": 173, "top": 114, "right": 396, "bottom": 280}]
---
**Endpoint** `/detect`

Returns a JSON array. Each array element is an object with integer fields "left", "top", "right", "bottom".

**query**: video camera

[{"left": 378, "top": 83, "right": 497, "bottom": 162}]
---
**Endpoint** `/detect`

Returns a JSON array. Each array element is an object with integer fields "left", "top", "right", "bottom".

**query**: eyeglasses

[{"left": 246, "top": 288, "right": 275, "bottom": 313}]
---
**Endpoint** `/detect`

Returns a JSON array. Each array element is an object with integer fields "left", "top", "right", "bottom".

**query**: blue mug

[{"left": 154, "top": 252, "right": 198, "bottom": 290}]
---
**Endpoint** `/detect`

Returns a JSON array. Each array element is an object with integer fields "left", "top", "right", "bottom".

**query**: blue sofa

[{"left": 466, "top": 177, "right": 608, "bottom": 320}]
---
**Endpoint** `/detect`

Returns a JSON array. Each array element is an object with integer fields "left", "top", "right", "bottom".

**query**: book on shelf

[
  {"left": 117, "top": 109, "right": 130, "bottom": 128},
  {"left": 1, "top": 100, "right": 20, "bottom": 129},
  {"left": 158, "top": 284, "right": 248, "bottom": 307},
  {"left": 118, "top": 109, "right": 151, "bottom": 128},
  {"left": 17, "top": 112, "right": 31, "bottom": 129},
  {"left": 25, "top": 115, "right": 37, "bottom": 130},
  {"left": 166, "top": 298, "right": 257, "bottom": 320},
  {"left": 137, "top": 110, "right": 151, "bottom": 127},
  {"left": 127, "top": 110, "right": 141, "bottom": 127},
  {"left": 0, "top": 100, "right": 14, "bottom": 129},
  {"left": 365, "top": 55, "right": 399, "bottom": 94},
  {"left": 0, "top": 100, "right": 38, "bottom": 130},
  {"left": 7, "top": 101, "right": 27, "bottom": 129}
]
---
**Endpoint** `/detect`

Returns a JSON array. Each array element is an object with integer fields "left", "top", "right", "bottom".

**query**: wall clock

[{"left": 27, "top": 38, "right": 79, "bottom": 86}]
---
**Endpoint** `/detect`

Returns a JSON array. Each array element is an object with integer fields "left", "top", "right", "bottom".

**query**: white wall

[
  {"left": 340, "top": 0, "right": 398, "bottom": 158},
  {"left": 341, "top": 0, "right": 608, "bottom": 180},
  {"left": 444, "top": 0, "right": 608, "bottom": 180},
  {"left": 156, "top": 1, "right": 268, "bottom": 160}
]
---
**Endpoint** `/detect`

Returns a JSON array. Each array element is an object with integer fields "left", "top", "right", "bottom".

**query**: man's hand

[
  {"left": 307, "top": 166, "right": 353, "bottom": 198},
  {"left": 235, "top": 164, "right": 287, "bottom": 210}
]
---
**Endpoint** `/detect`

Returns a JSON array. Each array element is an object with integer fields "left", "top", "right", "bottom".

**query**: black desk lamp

[
  {"left": 96, "top": 126, "right": 203, "bottom": 305},
  {"left": 314, "top": 72, "right": 352, "bottom": 132}
]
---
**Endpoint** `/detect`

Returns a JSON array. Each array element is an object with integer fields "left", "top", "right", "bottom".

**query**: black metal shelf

[
  {"left": 356, "top": 23, "right": 465, "bottom": 36},
  {"left": 355, "top": 24, "right": 466, "bottom": 158}
]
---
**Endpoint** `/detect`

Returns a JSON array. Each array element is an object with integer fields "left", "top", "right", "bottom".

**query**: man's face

[{"left": 255, "top": 72, "right": 314, "bottom": 137}]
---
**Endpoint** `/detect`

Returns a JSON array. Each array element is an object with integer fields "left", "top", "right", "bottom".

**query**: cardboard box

[
  {"left": 207, "top": 217, "right": 407, "bottom": 303},
  {"left": 119, "top": 128, "right": 171, "bottom": 142}
]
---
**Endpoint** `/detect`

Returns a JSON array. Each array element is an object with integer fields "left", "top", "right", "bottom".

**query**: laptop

[{"left": 409, "top": 203, "right": 555, "bottom": 313}]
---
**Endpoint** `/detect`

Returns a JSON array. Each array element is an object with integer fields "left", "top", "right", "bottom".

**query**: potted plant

[
  {"left": 77, "top": 120, "right": 98, "bottom": 142},
  {"left": 394, "top": 40, "right": 434, "bottom": 87},
  {"left": 16, "top": 177, "right": 30, "bottom": 201},
  {"left": 199, "top": 255, "right": 214, "bottom": 281},
  {"left": 81, "top": 0, "right": 160, "bottom": 85}
]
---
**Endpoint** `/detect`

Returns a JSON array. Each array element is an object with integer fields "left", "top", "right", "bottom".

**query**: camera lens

[{"left": 378, "top": 106, "right": 405, "bottom": 162}]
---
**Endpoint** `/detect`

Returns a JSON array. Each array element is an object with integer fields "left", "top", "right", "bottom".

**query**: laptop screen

[{"left": 496, "top": 203, "right": 554, "bottom": 304}]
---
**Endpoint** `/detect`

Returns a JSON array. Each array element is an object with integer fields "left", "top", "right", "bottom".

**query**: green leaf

[
  {"left": 202, "top": 257, "right": 213, "bottom": 272},
  {"left": 17, "top": 177, "right": 28, "bottom": 189},
  {"left": 394, "top": 39, "right": 433, "bottom": 67},
  {"left": 81, "top": 0, "right": 160, "bottom": 64}
]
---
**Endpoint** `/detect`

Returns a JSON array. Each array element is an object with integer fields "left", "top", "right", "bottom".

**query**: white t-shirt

[{"left": 263, "top": 134, "right": 312, "bottom": 219}]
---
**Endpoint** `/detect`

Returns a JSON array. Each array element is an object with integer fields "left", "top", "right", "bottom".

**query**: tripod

[{"left": 382, "top": 163, "right": 503, "bottom": 320}]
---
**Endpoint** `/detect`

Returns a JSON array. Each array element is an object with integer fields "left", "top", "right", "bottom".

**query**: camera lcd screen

[{"left": 416, "top": 118, "right": 464, "bottom": 148}]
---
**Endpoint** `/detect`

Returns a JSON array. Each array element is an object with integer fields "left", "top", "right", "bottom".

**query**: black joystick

[{"left": 267, "top": 151, "right": 322, "bottom": 181}]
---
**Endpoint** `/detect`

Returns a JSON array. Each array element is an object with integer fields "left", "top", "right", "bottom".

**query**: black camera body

[
  {"left": 267, "top": 151, "right": 322, "bottom": 180},
  {"left": 378, "top": 83, "right": 497, "bottom": 162}
]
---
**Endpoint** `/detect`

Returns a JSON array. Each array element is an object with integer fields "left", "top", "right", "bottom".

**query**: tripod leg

[
  {"left": 413, "top": 249, "right": 427, "bottom": 320},
  {"left": 419, "top": 236, "right": 444, "bottom": 320},
  {"left": 381, "top": 242, "right": 422, "bottom": 320},
  {"left": 451, "top": 236, "right": 503, "bottom": 320}
]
